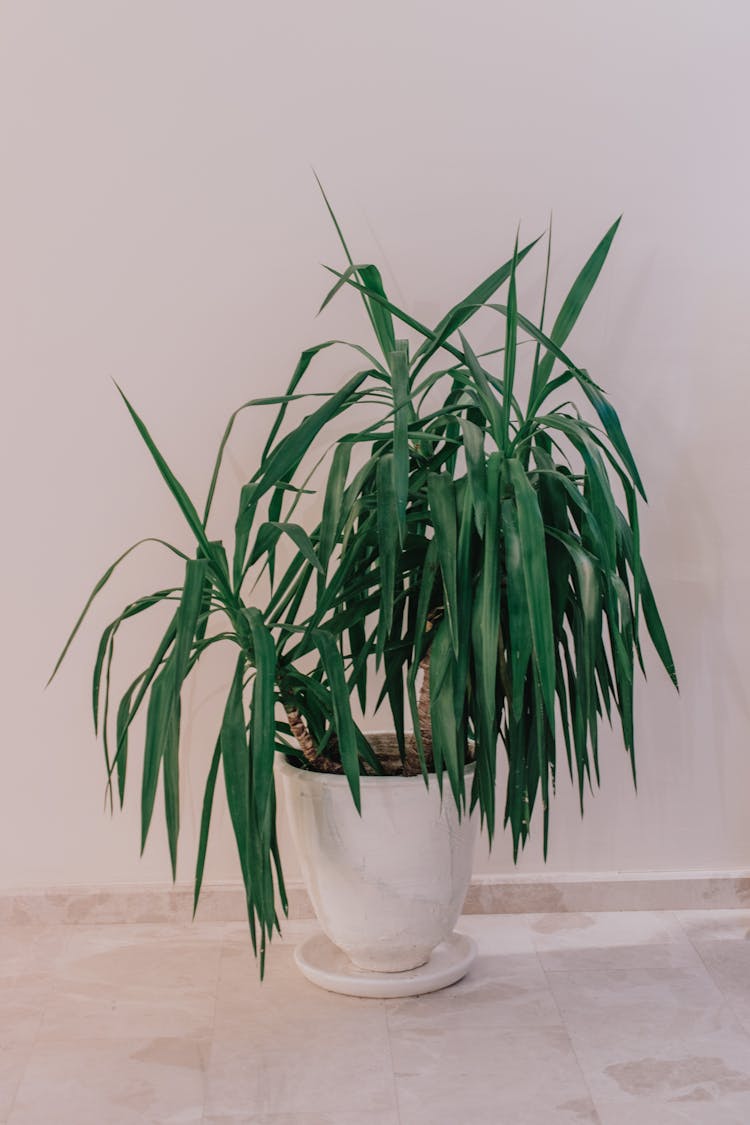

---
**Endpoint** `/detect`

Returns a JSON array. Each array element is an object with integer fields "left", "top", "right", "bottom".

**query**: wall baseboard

[{"left": 2, "top": 871, "right": 749, "bottom": 926}]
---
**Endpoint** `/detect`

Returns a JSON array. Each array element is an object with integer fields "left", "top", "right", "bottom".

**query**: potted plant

[{"left": 51, "top": 189, "right": 677, "bottom": 995}]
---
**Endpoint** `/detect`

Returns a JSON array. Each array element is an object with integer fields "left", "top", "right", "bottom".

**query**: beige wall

[{"left": 2, "top": 0, "right": 748, "bottom": 891}]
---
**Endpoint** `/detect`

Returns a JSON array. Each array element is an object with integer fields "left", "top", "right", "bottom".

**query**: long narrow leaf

[
  {"left": 313, "top": 629, "right": 361, "bottom": 811},
  {"left": 506, "top": 458, "right": 556, "bottom": 723}
]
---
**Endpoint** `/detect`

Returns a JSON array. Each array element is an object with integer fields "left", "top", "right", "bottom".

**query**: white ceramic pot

[{"left": 278, "top": 745, "right": 478, "bottom": 973}]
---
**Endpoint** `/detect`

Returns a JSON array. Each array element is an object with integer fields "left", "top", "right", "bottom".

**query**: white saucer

[{"left": 294, "top": 931, "right": 477, "bottom": 998}]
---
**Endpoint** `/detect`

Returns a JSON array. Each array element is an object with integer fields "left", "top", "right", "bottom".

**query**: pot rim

[{"left": 275, "top": 734, "right": 476, "bottom": 787}]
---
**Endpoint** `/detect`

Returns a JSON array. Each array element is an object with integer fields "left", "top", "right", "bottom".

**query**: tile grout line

[
  {"left": 683, "top": 922, "right": 750, "bottom": 1040},
  {"left": 383, "top": 1000, "right": 404, "bottom": 1125},
  {"left": 5, "top": 926, "right": 74, "bottom": 1124},
  {"left": 535, "top": 940, "right": 608, "bottom": 1125}
]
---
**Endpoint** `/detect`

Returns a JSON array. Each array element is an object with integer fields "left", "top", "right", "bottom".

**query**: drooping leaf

[
  {"left": 505, "top": 459, "right": 556, "bottom": 724},
  {"left": 376, "top": 454, "right": 397, "bottom": 663},
  {"left": 245, "top": 608, "right": 278, "bottom": 823},
  {"left": 220, "top": 653, "right": 256, "bottom": 951},
  {"left": 390, "top": 342, "right": 412, "bottom": 544},
  {"left": 318, "top": 443, "right": 351, "bottom": 589},
  {"left": 48, "top": 538, "right": 187, "bottom": 687},
  {"left": 427, "top": 473, "right": 459, "bottom": 656},
  {"left": 472, "top": 454, "right": 502, "bottom": 781},
  {"left": 193, "top": 736, "right": 222, "bottom": 916},
  {"left": 140, "top": 662, "right": 178, "bottom": 858},
  {"left": 313, "top": 629, "right": 361, "bottom": 812},
  {"left": 249, "top": 522, "right": 324, "bottom": 575},
  {"left": 459, "top": 416, "right": 487, "bottom": 532}
]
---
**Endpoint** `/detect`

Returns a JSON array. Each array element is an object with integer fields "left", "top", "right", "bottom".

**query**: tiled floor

[{"left": 2, "top": 910, "right": 750, "bottom": 1123}]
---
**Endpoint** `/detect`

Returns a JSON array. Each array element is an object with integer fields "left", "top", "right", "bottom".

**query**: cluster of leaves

[{"left": 50, "top": 190, "right": 677, "bottom": 968}]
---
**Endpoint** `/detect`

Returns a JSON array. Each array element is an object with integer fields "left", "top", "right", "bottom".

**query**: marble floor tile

[
  {"left": 7, "top": 1035, "right": 209, "bottom": 1125},
  {"left": 207, "top": 931, "right": 395, "bottom": 1116},
  {"left": 201, "top": 1114, "right": 400, "bottom": 1125},
  {"left": 386, "top": 951, "right": 562, "bottom": 1032},
  {"left": 213, "top": 942, "right": 388, "bottom": 1048},
  {"left": 677, "top": 910, "right": 750, "bottom": 943},
  {"left": 693, "top": 939, "right": 750, "bottom": 1033},
  {"left": 204, "top": 1035, "right": 397, "bottom": 1119},
  {"left": 547, "top": 960, "right": 750, "bottom": 1122},
  {"left": 54, "top": 923, "right": 223, "bottom": 991},
  {"left": 455, "top": 912, "right": 538, "bottom": 956},
  {"left": 4, "top": 910, "right": 750, "bottom": 1122},
  {"left": 574, "top": 1027, "right": 750, "bottom": 1124},
  {"left": 546, "top": 963, "right": 735, "bottom": 1044},
  {"left": 0, "top": 978, "right": 48, "bottom": 1044},
  {"left": 531, "top": 910, "right": 697, "bottom": 971},
  {"left": 390, "top": 1024, "right": 600, "bottom": 1125},
  {"left": 38, "top": 977, "right": 217, "bottom": 1043},
  {"left": 0, "top": 1041, "right": 34, "bottom": 1124},
  {"left": 31, "top": 923, "right": 223, "bottom": 1046},
  {"left": 595, "top": 1099, "right": 750, "bottom": 1125},
  {"left": 0, "top": 978, "right": 49, "bottom": 1122},
  {"left": 0, "top": 926, "right": 70, "bottom": 982}
]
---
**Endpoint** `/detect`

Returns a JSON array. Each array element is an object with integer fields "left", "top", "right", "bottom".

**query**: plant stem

[
  {"left": 416, "top": 651, "right": 435, "bottom": 771},
  {"left": 283, "top": 704, "right": 343, "bottom": 773}
]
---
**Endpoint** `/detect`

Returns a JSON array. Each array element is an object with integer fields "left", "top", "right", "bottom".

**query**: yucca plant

[{"left": 51, "top": 189, "right": 677, "bottom": 969}]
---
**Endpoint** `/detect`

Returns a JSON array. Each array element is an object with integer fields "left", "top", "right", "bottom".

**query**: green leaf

[
  {"left": 258, "top": 338, "right": 386, "bottom": 465},
  {"left": 249, "top": 522, "right": 324, "bottom": 574},
  {"left": 502, "top": 497, "right": 532, "bottom": 720},
  {"left": 529, "top": 220, "right": 553, "bottom": 417},
  {"left": 641, "top": 567, "right": 678, "bottom": 688},
  {"left": 322, "top": 265, "right": 466, "bottom": 365},
  {"left": 459, "top": 417, "right": 487, "bottom": 533},
  {"left": 472, "top": 453, "right": 502, "bottom": 768},
  {"left": 164, "top": 558, "right": 209, "bottom": 876},
  {"left": 113, "top": 614, "right": 179, "bottom": 791},
  {"left": 580, "top": 380, "right": 646, "bottom": 500},
  {"left": 312, "top": 629, "right": 361, "bottom": 812},
  {"left": 318, "top": 263, "right": 396, "bottom": 359},
  {"left": 92, "top": 588, "right": 178, "bottom": 734},
  {"left": 193, "top": 736, "right": 222, "bottom": 917},
  {"left": 220, "top": 654, "right": 256, "bottom": 950},
  {"left": 505, "top": 458, "right": 556, "bottom": 724},
  {"left": 245, "top": 608, "right": 278, "bottom": 822},
  {"left": 114, "top": 678, "right": 140, "bottom": 807},
  {"left": 376, "top": 454, "right": 397, "bottom": 663},
  {"left": 140, "top": 662, "right": 178, "bottom": 859},
  {"left": 427, "top": 473, "right": 459, "bottom": 656},
  {"left": 500, "top": 234, "right": 519, "bottom": 451},
  {"left": 359, "top": 264, "right": 396, "bottom": 357},
  {"left": 458, "top": 332, "right": 504, "bottom": 446},
  {"left": 411, "top": 236, "right": 541, "bottom": 376},
  {"left": 485, "top": 304, "right": 605, "bottom": 416},
  {"left": 536, "top": 414, "right": 618, "bottom": 567},
  {"left": 252, "top": 370, "right": 370, "bottom": 507},
  {"left": 548, "top": 528, "right": 601, "bottom": 750},
  {"left": 529, "top": 217, "right": 621, "bottom": 404},
  {"left": 314, "top": 173, "right": 397, "bottom": 362},
  {"left": 390, "top": 342, "right": 412, "bottom": 544},
  {"left": 174, "top": 559, "right": 209, "bottom": 678},
  {"left": 115, "top": 385, "right": 225, "bottom": 583},
  {"left": 453, "top": 482, "right": 474, "bottom": 744},
  {"left": 318, "top": 443, "right": 351, "bottom": 589},
  {"left": 48, "top": 538, "right": 187, "bottom": 687}
]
